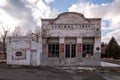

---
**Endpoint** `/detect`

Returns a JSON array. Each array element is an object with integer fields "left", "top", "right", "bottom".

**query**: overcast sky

[{"left": 0, "top": 0, "right": 120, "bottom": 44}]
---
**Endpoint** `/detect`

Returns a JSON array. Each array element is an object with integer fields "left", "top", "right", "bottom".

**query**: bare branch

[
  {"left": 11, "top": 26, "right": 23, "bottom": 37},
  {"left": 0, "top": 25, "right": 9, "bottom": 59}
]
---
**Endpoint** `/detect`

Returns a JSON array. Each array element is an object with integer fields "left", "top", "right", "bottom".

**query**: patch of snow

[
  {"left": 78, "top": 67, "right": 96, "bottom": 70},
  {"left": 101, "top": 61, "right": 120, "bottom": 67},
  {"left": 57, "top": 66, "right": 96, "bottom": 71}
]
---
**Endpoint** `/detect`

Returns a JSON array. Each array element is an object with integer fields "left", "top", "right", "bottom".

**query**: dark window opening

[
  {"left": 82, "top": 43, "right": 94, "bottom": 58},
  {"left": 48, "top": 44, "right": 59, "bottom": 57},
  {"left": 16, "top": 52, "right": 23, "bottom": 56}
]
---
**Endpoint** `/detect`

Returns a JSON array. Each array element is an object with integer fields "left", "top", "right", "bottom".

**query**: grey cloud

[
  {"left": 0, "top": 0, "right": 59, "bottom": 34},
  {"left": 1, "top": 0, "right": 37, "bottom": 32},
  {"left": 2, "top": 0, "right": 28, "bottom": 19}
]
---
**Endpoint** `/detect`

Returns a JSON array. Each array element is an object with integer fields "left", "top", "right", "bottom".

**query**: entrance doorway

[
  {"left": 65, "top": 44, "right": 76, "bottom": 58},
  {"left": 30, "top": 50, "right": 37, "bottom": 66}
]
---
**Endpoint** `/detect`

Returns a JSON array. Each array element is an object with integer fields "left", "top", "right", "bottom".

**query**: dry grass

[{"left": 0, "top": 54, "right": 5, "bottom": 60}]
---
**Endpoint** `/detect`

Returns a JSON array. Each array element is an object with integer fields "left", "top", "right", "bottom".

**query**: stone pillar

[
  {"left": 94, "top": 37, "right": 101, "bottom": 65},
  {"left": 59, "top": 37, "right": 65, "bottom": 64},
  {"left": 77, "top": 37, "right": 82, "bottom": 62}
]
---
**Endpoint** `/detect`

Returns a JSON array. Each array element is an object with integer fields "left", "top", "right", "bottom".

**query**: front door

[
  {"left": 65, "top": 44, "right": 76, "bottom": 64},
  {"left": 30, "top": 50, "right": 37, "bottom": 66},
  {"left": 65, "top": 44, "right": 76, "bottom": 58}
]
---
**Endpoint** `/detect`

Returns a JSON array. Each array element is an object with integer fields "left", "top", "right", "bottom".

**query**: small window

[
  {"left": 68, "top": 25, "right": 70, "bottom": 28},
  {"left": 64, "top": 25, "right": 66, "bottom": 28},
  {"left": 16, "top": 52, "right": 23, "bottom": 56},
  {"left": 48, "top": 44, "right": 59, "bottom": 57}
]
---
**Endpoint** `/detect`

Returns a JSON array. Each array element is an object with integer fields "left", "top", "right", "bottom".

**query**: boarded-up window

[
  {"left": 83, "top": 37, "right": 94, "bottom": 43},
  {"left": 65, "top": 37, "right": 76, "bottom": 44},
  {"left": 47, "top": 37, "right": 59, "bottom": 43}
]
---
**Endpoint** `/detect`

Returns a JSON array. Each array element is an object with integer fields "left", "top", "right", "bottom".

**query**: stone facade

[
  {"left": 41, "top": 12, "right": 101, "bottom": 66},
  {"left": 7, "top": 12, "right": 101, "bottom": 66}
]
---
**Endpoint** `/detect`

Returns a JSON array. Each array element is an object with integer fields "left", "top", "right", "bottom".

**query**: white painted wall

[
  {"left": 41, "top": 12, "right": 101, "bottom": 66},
  {"left": 7, "top": 36, "right": 41, "bottom": 66}
]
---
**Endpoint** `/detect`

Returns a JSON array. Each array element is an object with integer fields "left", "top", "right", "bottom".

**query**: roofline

[{"left": 41, "top": 12, "right": 101, "bottom": 21}]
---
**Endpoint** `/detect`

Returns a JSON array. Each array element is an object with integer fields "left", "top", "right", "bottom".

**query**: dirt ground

[{"left": 0, "top": 62, "right": 120, "bottom": 80}]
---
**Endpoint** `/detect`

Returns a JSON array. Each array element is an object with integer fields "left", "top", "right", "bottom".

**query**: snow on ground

[{"left": 101, "top": 61, "right": 120, "bottom": 67}]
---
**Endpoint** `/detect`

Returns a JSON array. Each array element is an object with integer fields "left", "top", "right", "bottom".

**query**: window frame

[
  {"left": 65, "top": 44, "right": 76, "bottom": 58},
  {"left": 48, "top": 43, "right": 59, "bottom": 57},
  {"left": 82, "top": 43, "right": 94, "bottom": 58}
]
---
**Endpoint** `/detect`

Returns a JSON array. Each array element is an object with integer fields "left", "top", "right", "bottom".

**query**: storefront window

[
  {"left": 82, "top": 43, "right": 94, "bottom": 58},
  {"left": 48, "top": 44, "right": 59, "bottom": 57}
]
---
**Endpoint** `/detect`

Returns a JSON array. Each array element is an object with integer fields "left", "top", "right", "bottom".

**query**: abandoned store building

[{"left": 7, "top": 12, "right": 101, "bottom": 66}]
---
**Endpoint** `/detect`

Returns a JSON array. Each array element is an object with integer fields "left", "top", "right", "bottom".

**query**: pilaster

[
  {"left": 77, "top": 37, "right": 82, "bottom": 62},
  {"left": 59, "top": 37, "right": 65, "bottom": 64}
]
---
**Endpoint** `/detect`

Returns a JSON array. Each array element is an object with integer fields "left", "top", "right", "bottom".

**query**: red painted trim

[
  {"left": 77, "top": 43, "right": 82, "bottom": 53},
  {"left": 60, "top": 44, "right": 64, "bottom": 53}
]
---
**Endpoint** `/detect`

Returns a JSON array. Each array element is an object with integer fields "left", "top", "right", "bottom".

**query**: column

[
  {"left": 59, "top": 37, "right": 65, "bottom": 64},
  {"left": 94, "top": 37, "right": 101, "bottom": 65},
  {"left": 77, "top": 37, "right": 82, "bottom": 62}
]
